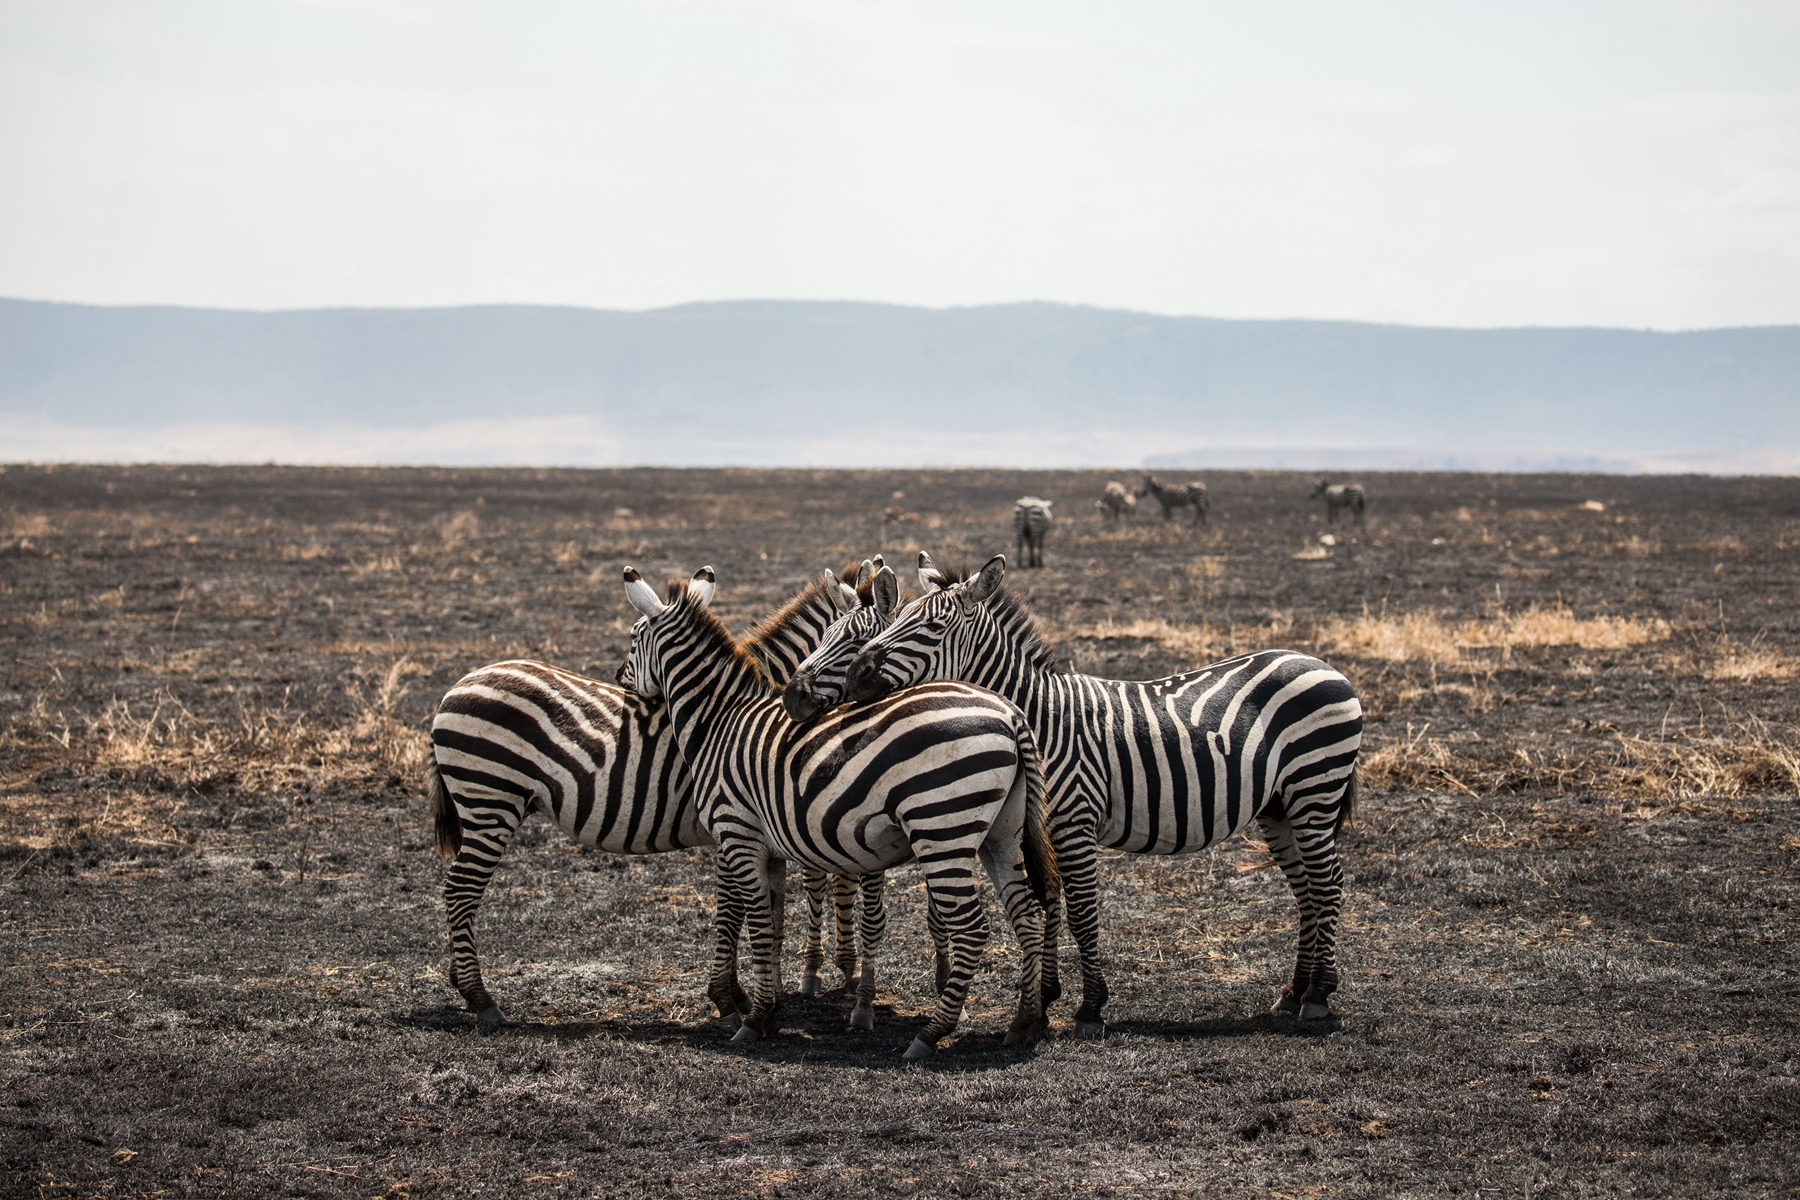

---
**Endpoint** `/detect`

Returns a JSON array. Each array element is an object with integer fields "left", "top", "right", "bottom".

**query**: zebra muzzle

[
  {"left": 845, "top": 652, "right": 892, "bottom": 703},
  {"left": 781, "top": 673, "right": 825, "bottom": 723}
]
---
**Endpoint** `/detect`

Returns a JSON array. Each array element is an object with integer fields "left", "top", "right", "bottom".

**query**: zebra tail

[
  {"left": 1335, "top": 766, "right": 1359, "bottom": 835},
  {"left": 1014, "top": 714, "right": 1060, "bottom": 907},
  {"left": 429, "top": 758, "right": 462, "bottom": 860}
]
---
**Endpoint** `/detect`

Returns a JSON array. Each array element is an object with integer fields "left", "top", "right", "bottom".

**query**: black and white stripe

[
  {"left": 835, "top": 551, "right": 1361, "bottom": 1033},
  {"left": 620, "top": 564, "right": 1058, "bottom": 1059},
  {"left": 1096, "top": 482, "right": 1135, "bottom": 522},
  {"left": 1137, "top": 475, "right": 1209, "bottom": 524},
  {"left": 428, "top": 563, "right": 875, "bottom": 1026},
  {"left": 1012, "top": 497, "right": 1054, "bottom": 568},
  {"left": 1311, "top": 479, "right": 1366, "bottom": 525}
]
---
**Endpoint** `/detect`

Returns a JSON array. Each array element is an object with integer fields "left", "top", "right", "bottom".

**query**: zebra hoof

[
  {"left": 476, "top": 1006, "right": 511, "bottom": 1029},
  {"left": 1300, "top": 1001, "right": 1333, "bottom": 1022},
  {"left": 799, "top": 973, "right": 822, "bottom": 997},
  {"left": 730, "top": 1023, "right": 761, "bottom": 1044},
  {"left": 1003, "top": 1023, "right": 1042, "bottom": 1048},
  {"left": 1072, "top": 1019, "right": 1105, "bottom": 1039},
  {"left": 727, "top": 1013, "right": 743, "bottom": 1033},
  {"left": 902, "top": 1039, "right": 935, "bottom": 1061},
  {"left": 848, "top": 1011, "right": 875, "bottom": 1032},
  {"left": 1272, "top": 992, "right": 1303, "bottom": 1016}
]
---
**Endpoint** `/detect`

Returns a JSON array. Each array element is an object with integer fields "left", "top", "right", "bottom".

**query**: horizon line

[{"left": 3, "top": 294, "right": 1793, "bottom": 337}]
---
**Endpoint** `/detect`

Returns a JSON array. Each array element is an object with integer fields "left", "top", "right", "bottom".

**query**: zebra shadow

[
  {"left": 1099, "top": 1012, "right": 1343, "bottom": 1041},
  {"left": 393, "top": 994, "right": 1048, "bottom": 1071}
]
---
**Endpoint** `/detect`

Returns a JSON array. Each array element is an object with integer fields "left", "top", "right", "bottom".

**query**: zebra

[
  {"left": 620, "top": 564, "right": 1058, "bottom": 1059},
  {"left": 1012, "top": 497, "right": 1054, "bottom": 568},
  {"left": 1136, "top": 475, "right": 1209, "bottom": 525},
  {"left": 1096, "top": 482, "right": 1135, "bottom": 522},
  {"left": 428, "top": 561, "right": 882, "bottom": 1027},
  {"left": 828, "top": 551, "right": 1360, "bottom": 1035},
  {"left": 1311, "top": 480, "right": 1365, "bottom": 526}
]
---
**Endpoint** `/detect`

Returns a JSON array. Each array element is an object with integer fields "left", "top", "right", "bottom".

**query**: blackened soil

[{"left": 2, "top": 464, "right": 1797, "bottom": 1198}]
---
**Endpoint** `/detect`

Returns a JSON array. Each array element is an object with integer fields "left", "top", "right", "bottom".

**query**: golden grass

[
  {"left": 19, "top": 657, "right": 433, "bottom": 801},
  {"left": 1708, "top": 640, "right": 1796, "bottom": 681},
  {"left": 1072, "top": 617, "right": 1226, "bottom": 660},
  {"left": 1315, "top": 604, "right": 1669, "bottom": 665},
  {"left": 1362, "top": 722, "right": 1800, "bottom": 803}
]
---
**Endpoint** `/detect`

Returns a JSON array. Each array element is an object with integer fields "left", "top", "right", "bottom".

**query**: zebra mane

[
  {"left": 933, "top": 563, "right": 1059, "bottom": 674},
  {"left": 670, "top": 580, "right": 769, "bottom": 688},
  {"left": 740, "top": 562, "right": 860, "bottom": 663}
]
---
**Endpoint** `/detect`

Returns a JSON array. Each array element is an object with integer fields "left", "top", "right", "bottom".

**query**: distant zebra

[
  {"left": 1013, "top": 497, "right": 1054, "bottom": 567},
  {"left": 1311, "top": 480, "right": 1365, "bottom": 525},
  {"left": 1096, "top": 482, "right": 1135, "bottom": 522},
  {"left": 1137, "top": 475, "right": 1209, "bottom": 525},
  {"left": 428, "top": 563, "right": 877, "bottom": 1027},
  {"left": 621, "top": 565, "right": 1058, "bottom": 1058},
  {"left": 831, "top": 551, "right": 1362, "bottom": 1034}
]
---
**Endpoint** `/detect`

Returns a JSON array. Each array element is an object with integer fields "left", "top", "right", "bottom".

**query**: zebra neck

[
  {"left": 658, "top": 629, "right": 768, "bottom": 758},
  {"left": 952, "top": 604, "right": 1057, "bottom": 704}
]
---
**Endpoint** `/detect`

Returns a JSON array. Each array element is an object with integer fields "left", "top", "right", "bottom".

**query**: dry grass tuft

[
  {"left": 17, "top": 659, "right": 433, "bottom": 802},
  {"left": 1709, "top": 639, "right": 1795, "bottom": 682},
  {"left": 1316, "top": 604, "right": 1669, "bottom": 665},
  {"left": 1071, "top": 617, "right": 1226, "bottom": 661},
  {"left": 1363, "top": 721, "right": 1800, "bottom": 802}
]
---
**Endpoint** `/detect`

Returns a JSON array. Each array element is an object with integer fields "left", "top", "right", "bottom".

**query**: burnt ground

[{"left": 1, "top": 463, "right": 1797, "bottom": 1198}]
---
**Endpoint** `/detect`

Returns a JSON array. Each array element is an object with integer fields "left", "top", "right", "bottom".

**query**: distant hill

[{"left": 2, "top": 298, "right": 1796, "bottom": 470}]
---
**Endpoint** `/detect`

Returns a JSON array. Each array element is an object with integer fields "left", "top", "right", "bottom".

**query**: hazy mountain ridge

[{"left": 3, "top": 298, "right": 1796, "bottom": 468}]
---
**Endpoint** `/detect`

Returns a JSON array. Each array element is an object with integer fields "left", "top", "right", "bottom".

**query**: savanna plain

[{"left": 2, "top": 464, "right": 1797, "bottom": 1199}]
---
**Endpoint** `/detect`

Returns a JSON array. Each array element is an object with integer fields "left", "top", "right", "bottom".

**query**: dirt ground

[{"left": 2, "top": 463, "right": 1797, "bottom": 1199}]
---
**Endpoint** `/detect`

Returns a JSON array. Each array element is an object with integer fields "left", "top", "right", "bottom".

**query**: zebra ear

[
  {"left": 623, "top": 566, "right": 665, "bottom": 618},
  {"left": 835, "top": 582, "right": 858, "bottom": 612},
  {"left": 855, "top": 559, "right": 874, "bottom": 588},
  {"left": 917, "top": 550, "right": 946, "bottom": 593},
  {"left": 871, "top": 565, "right": 900, "bottom": 617},
  {"left": 688, "top": 566, "right": 716, "bottom": 607},
  {"left": 960, "top": 554, "right": 1006, "bottom": 610},
  {"left": 871, "top": 554, "right": 885, "bottom": 570}
]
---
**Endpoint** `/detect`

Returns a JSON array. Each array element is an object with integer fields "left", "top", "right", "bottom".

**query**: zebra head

[
  {"left": 844, "top": 552, "right": 1006, "bottom": 704},
  {"left": 782, "top": 561, "right": 902, "bottom": 722},
  {"left": 1134, "top": 474, "right": 1157, "bottom": 499},
  {"left": 1310, "top": 478, "right": 1331, "bottom": 499},
  {"left": 619, "top": 564, "right": 715, "bottom": 699}
]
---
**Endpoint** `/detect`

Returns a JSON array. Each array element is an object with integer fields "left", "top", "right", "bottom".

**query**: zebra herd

[
  {"left": 430, "top": 540, "right": 1364, "bottom": 1054},
  {"left": 1024, "top": 475, "right": 1365, "bottom": 567}
]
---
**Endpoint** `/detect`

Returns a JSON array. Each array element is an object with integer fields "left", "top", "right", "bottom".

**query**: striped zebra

[
  {"left": 428, "top": 562, "right": 881, "bottom": 1027},
  {"left": 1137, "top": 475, "right": 1209, "bottom": 525},
  {"left": 1311, "top": 479, "right": 1366, "bottom": 525},
  {"left": 1012, "top": 497, "right": 1054, "bottom": 568},
  {"left": 620, "top": 564, "right": 1058, "bottom": 1059},
  {"left": 1096, "top": 482, "right": 1135, "bottom": 522},
  {"left": 830, "top": 551, "right": 1360, "bottom": 1034}
]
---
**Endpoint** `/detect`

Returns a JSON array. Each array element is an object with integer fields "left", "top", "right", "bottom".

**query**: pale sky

[{"left": 2, "top": 0, "right": 1796, "bottom": 329}]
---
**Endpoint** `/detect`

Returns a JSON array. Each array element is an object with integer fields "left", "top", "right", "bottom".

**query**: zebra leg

[
  {"left": 442, "top": 796, "right": 526, "bottom": 1028},
  {"left": 711, "top": 841, "right": 762, "bottom": 1037},
  {"left": 762, "top": 853, "right": 789, "bottom": 1026},
  {"left": 848, "top": 872, "right": 888, "bottom": 1031},
  {"left": 1039, "top": 886, "right": 1064, "bottom": 1011},
  {"left": 1291, "top": 817, "right": 1346, "bottom": 1019},
  {"left": 906, "top": 860, "right": 989, "bottom": 1060},
  {"left": 800, "top": 868, "right": 829, "bottom": 996},
  {"left": 1059, "top": 821, "right": 1110, "bottom": 1037},
  {"left": 980, "top": 838, "right": 1048, "bottom": 1047},
  {"left": 835, "top": 874, "right": 863, "bottom": 988},
  {"left": 1258, "top": 812, "right": 1325, "bottom": 1019},
  {"left": 925, "top": 887, "right": 950, "bottom": 996}
]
